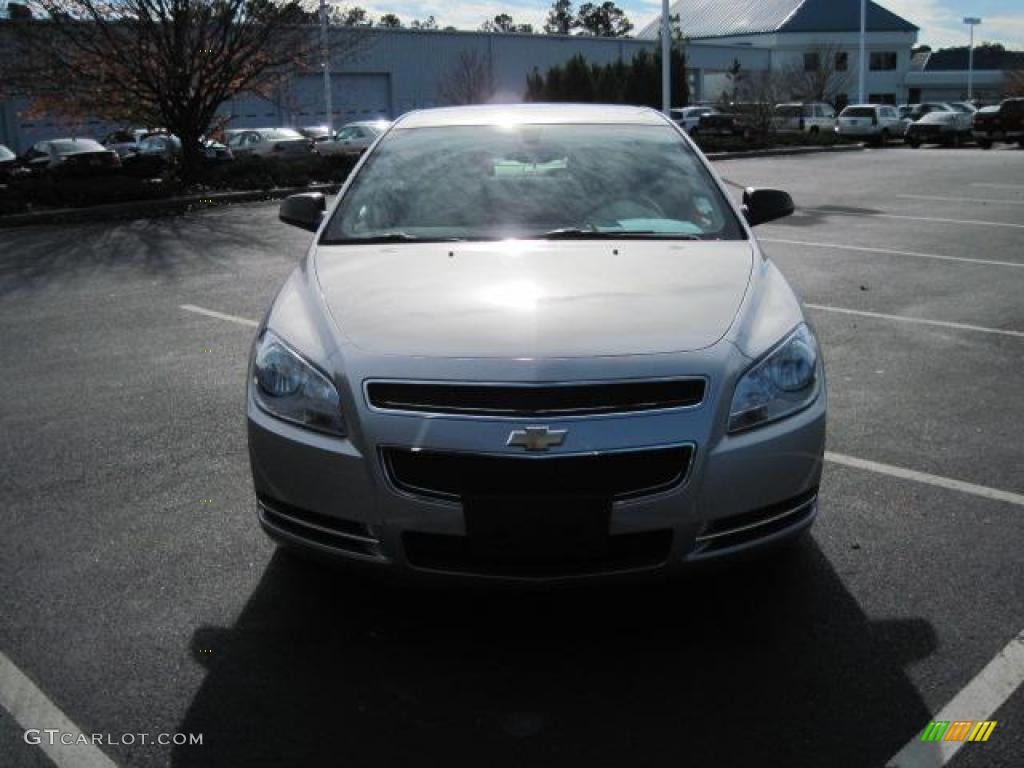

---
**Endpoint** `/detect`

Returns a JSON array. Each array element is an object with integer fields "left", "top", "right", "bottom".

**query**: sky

[{"left": 347, "top": 0, "right": 1024, "bottom": 49}]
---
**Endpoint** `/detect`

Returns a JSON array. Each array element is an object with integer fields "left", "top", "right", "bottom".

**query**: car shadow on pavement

[
  {"left": 173, "top": 539, "right": 942, "bottom": 767},
  {"left": 767, "top": 205, "right": 885, "bottom": 229}
]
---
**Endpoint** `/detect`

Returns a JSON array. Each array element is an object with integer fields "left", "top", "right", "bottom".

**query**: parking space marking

[
  {"left": 826, "top": 452, "right": 1024, "bottom": 507},
  {"left": 895, "top": 194, "right": 1024, "bottom": 206},
  {"left": 0, "top": 650, "right": 120, "bottom": 768},
  {"left": 807, "top": 304, "right": 1024, "bottom": 339},
  {"left": 801, "top": 208, "right": 1024, "bottom": 230},
  {"left": 180, "top": 304, "right": 259, "bottom": 328},
  {"left": 761, "top": 238, "right": 1023, "bottom": 269},
  {"left": 971, "top": 183, "right": 1024, "bottom": 190},
  {"left": 886, "top": 629, "right": 1024, "bottom": 767}
]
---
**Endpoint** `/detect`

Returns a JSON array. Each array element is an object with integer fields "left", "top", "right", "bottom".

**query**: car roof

[{"left": 394, "top": 103, "right": 666, "bottom": 129}]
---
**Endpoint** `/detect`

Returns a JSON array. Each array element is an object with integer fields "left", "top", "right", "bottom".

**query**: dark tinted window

[
  {"left": 841, "top": 107, "right": 876, "bottom": 118},
  {"left": 869, "top": 52, "right": 898, "bottom": 70}
]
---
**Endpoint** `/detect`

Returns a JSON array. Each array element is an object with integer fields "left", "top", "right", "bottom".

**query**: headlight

[
  {"left": 728, "top": 324, "right": 821, "bottom": 433},
  {"left": 251, "top": 331, "right": 346, "bottom": 436}
]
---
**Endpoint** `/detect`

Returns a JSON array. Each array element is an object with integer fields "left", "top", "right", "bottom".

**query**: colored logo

[{"left": 920, "top": 721, "right": 997, "bottom": 742}]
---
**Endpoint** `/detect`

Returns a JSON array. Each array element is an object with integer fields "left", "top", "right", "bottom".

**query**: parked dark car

[
  {"left": 695, "top": 107, "right": 760, "bottom": 140},
  {"left": 102, "top": 128, "right": 151, "bottom": 158},
  {"left": 972, "top": 98, "right": 1024, "bottom": 148},
  {"left": 20, "top": 138, "right": 121, "bottom": 177},
  {"left": 0, "top": 144, "right": 19, "bottom": 180}
]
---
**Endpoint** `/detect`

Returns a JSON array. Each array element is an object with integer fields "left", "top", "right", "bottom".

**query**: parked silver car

[
  {"left": 773, "top": 102, "right": 838, "bottom": 134},
  {"left": 905, "top": 111, "right": 972, "bottom": 148},
  {"left": 250, "top": 104, "right": 826, "bottom": 581},
  {"left": 228, "top": 128, "right": 313, "bottom": 159},
  {"left": 316, "top": 120, "right": 391, "bottom": 157}
]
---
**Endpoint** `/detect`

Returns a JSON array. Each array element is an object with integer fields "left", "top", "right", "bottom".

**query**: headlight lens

[
  {"left": 251, "top": 331, "right": 346, "bottom": 436},
  {"left": 728, "top": 324, "right": 821, "bottom": 433}
]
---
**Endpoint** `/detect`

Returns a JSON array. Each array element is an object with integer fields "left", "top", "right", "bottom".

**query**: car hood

[{"left": 314, "top": 240, "right": 754, "bottom": 358}]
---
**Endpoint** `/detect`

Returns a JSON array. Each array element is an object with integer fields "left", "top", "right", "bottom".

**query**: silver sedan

[{"left": 249, "top": 104, "right": 826, "bottom": 581}]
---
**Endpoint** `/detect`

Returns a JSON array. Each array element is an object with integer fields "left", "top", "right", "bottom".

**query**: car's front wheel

[
  {"left": 907, "top": 136, "right": 920, "bottom": 148},
  {"left": 978, "top": 137, "right": 993, "bottom": 149}
]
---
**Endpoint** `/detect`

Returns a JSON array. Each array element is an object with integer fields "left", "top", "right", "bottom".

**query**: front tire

[
  {"left": 907, "top": 137, "right": 920, "bottom": 148},
  {"left": 978, "top": 137, "right": 993, "bottom": 149}
]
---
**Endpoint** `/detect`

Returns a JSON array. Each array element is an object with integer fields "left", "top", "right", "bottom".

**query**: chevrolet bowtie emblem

[{"left": 507, "top": 426, "right": 567, "bottom": 452}]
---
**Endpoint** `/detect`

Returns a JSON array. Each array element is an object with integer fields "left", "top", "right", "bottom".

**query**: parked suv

[
  {"left": 972, "top": 98, "right": 1024, "bottom": 149},
  {"left": 836, "top": 105, "right": 904, "bottom": 145},
  {"left": 773, "top": 102, "right": 837, "bottom": 134}
]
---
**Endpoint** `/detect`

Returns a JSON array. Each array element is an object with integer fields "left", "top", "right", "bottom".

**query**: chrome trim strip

[
  {"left": 695, "top": 496, "right": 817, "bottom": 543},
  {"left": 258, "top": 501, "right": 379, "bottom": 545}
]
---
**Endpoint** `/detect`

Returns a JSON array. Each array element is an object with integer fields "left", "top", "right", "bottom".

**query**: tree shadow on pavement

[
  {"left": 0, "top": 207, "right": 303, "bottom": 298},
  {"left": 173, "top": 540, "right": 941, "bottom": 768}
]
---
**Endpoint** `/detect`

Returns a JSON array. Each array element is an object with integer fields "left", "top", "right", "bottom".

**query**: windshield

[
  {"left": 323, "top": 123, "right": 744, "bottom": 243},
  {"left": 841, "top": 107, "right": 875, "bottom": 118},
  {"left": 260, "top": 129, "right": 304, "bottom": 141},
  {"left": 0, "top": 145, "right": 14, "bottom": 161},
  {"left": 50, "top": 139, "right": 105, "bottom": 153}
]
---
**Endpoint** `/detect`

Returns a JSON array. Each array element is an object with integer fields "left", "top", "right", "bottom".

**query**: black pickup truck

[{"left": 972, "top": 98, "right": 1024, "bottom": 148}]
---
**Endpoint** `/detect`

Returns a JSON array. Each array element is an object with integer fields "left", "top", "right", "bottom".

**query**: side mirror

[
  {"left": 742, "top": 187, "right": 795, "bottom": 227},
  {"left": 279, "top": 192, "right": 325, "bottom": 232}
]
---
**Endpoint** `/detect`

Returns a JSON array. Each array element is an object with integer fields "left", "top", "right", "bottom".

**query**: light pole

[
  {"left": 661, "top": 0, "right": 671, "bottom": 115},
  {"left": 857, "top": 0, "right": 866, "bottom": 103},
  {"left": 320, "top": 0, "right": 334, "bottom": 135},
  {"left": 963, "top": 17, "right": 981, "bottom": 101}
]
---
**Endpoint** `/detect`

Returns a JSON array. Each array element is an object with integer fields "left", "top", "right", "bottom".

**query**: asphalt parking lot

[{"left": 1, "top": 144, "right": 1022, "bottom": 768}]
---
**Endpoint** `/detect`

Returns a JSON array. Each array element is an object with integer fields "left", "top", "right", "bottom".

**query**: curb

[
  {"left": 705, "top": 143, "right": 866, "bottom": 161},
  {"left": 0, "top": 183, "right": 342, "bottom": 229}
]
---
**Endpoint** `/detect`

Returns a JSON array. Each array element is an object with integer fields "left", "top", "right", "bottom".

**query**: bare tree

[
  {"left": 781, "top": 44, "right": 852, "bottom": 104},
  {"left": 0, "top": 0, "right": 365, "bottom": 180},
  {"left": 1005, "top": 69, "right": 1024, "bottom": 98},
  {"left": 438, "top": 50, "right": 495, "bottom": 106}
]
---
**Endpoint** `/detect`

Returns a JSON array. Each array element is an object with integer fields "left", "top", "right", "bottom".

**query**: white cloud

[{"left": 865, "top": 0, "right": 1024, "bottom": 49}]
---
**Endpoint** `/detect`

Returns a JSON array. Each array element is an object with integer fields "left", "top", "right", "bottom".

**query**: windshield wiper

[
  {"left": 538, "top": 228, "right": 703, "bottom": 240},
  {"left": 323, "top": 232, "right": 467, "bottom": 244}
]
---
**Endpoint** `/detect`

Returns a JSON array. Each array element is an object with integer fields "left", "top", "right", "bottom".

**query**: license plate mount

[{"left": 463, "top": 495, "right": 611, "bottom": 564}]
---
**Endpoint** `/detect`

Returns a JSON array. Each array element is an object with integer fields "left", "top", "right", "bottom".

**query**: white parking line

[
  {"left": 760, "top": 237, "right": 1023, "bottom": 269},
  {"left": 886, "top": 629, "right": 1024, "bottom": 767},
  {"left": 896, "top": 194, "right": 1024, "bottom": 206},
  {"left": 826, "top": 452, "right": 1024, "bottom": 507},
  {"left": 0, "top": 650, "right": 119, "bottom": 768},
  {"left": 801, "top": 208, "right": 1024, "bottom": 230},
  {"left": 180, "top": 304, "right": 259, "bottom": 328},
  {"left": 971, "top": 182, "right": 1024, "bottom": 190},
  {"left": 806, "top": 304, "right": 1024, "bottom": 339}
]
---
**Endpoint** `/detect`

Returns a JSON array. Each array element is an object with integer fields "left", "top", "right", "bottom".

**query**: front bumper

[{"left": 248, "top": 382, "right": 826, "bottom": 582}]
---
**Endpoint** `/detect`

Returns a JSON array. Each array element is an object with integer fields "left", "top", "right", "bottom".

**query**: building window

[
  {"left": 835, "top": 52, "right": 848, "bottom": 71},
  {"left": 868, "top": 93, "right": 896, "bottom": 105},
  {"left": 803, "top": 52, "right": 820, "bottom": 72},
  {"left": 869, "top": 52, "right": 898, "bottom": 71}
]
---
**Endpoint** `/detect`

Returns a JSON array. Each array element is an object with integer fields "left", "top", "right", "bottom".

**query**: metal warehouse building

[
  {"left": 0, "top": 0, "right": 933, "bottom": 151},
  {"left": 0, "top": 25, "right": 772, "bottom": 152}
]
